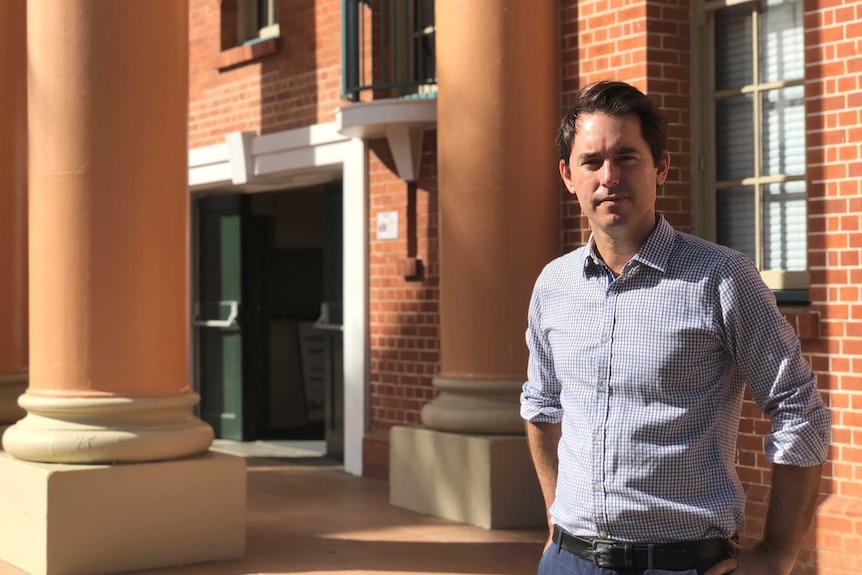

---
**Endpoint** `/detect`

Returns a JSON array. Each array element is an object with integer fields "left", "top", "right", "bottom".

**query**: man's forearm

[
  {"left": 525, "top": 420, "right": 562, "bottom": 534},
  {"left": 763, "top": 463, "right": 823, "bottom": 569}
]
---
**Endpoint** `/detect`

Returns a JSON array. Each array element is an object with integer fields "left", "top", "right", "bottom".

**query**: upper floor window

[
  {"left": 342, "top": 0, "right": 437, "bottom": 101},
  {"left": 238, "top": 0, "right": 280, "bottom": 44},
  {"left": 697, "top": 0, "right": 807, "bottom": 293},
  {"left": 407, "top": 0, "right": 436, "bottom": 91}
]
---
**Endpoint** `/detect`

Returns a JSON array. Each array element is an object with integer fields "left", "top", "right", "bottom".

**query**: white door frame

[{"left": 188, "top": 123, "right": 368, "bottom": 476}]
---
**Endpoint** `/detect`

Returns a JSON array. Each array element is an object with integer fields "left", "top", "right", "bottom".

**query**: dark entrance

[{"left": 194, "top": 182, "right": 343, "bottom": 458}]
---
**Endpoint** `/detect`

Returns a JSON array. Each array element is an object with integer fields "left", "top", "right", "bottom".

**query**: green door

[
  {"left": 195, "top": 187, "right": 341, "bottom": 444},
  {"left": 196, "top": 195, "right": 246, "bottom": 440}
]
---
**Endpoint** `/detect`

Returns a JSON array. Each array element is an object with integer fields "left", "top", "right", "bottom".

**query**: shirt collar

[{"left": 582, "top": 213, "right": 674, "bottom": 275}]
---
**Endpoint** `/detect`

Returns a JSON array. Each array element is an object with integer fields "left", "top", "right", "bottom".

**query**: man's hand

[
  {"left": 706, "top": 463, "right": 822, "bottom": 575},
  {"left": 705, "top": 539, "right": 795, "bottom": 575}
]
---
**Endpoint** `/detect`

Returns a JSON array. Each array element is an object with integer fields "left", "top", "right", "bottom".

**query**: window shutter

[
  {"left": 716, "top": 95, "right": 755, "bottom": 181},
  {"left": 763, "top": 181, "right": 807, "bottom": 271},
  {"left": 711, "top": 0, "right": 806, "bottom": 275},
  {"left": 717, "top": 187, "right": 756, "bottom": 261},
  {"left": 715, "top": 5, "right": 752, "bottom": 91},
  {"left": 760, "top": 0, "right": 804, "bottom": 83}
]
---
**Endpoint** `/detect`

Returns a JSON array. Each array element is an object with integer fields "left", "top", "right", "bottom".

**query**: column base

[
  {"left": 390, "top": 425, "right": 546, "bottom": 529},
  {"left": 2, "top": 392, "right": 214, "bottom": 463},
  {"left": 420, "top": 377, "right": 525, "bottom": 434},
  {"left": 0, "top": 450, "right": 246, "bottom": 575}
]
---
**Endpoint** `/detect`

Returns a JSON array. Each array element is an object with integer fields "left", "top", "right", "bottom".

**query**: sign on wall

[{"left": 376, "top": 211, "right": 399, "bottom": 240}]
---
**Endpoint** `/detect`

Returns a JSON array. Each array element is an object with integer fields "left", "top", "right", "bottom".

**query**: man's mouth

[{"left": 597, "top": 195, "right": 629, "bottom": 204}]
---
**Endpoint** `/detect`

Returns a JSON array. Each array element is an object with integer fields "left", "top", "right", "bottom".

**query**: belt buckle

[{"left": 590, "top": 539, "right": 617, "bottom": 568}]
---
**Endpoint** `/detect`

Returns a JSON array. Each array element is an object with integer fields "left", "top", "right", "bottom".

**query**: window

[
  {"left": 406, "top": 0, "right": 436, "bottom": 93},
  {"left": 697, "top": 0, "right": 807, "bottom": 292},
  {"left": 238, "top": 0, "right": 279, "bottom": 45},
  {"left": 342, "top": 0, "right": 437, "bottom": 101}
]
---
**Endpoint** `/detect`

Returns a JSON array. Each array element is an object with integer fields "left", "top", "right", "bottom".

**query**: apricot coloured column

[
  {"left": 422, "top": 0, "right": 560, "bottom": 433},
  {"left": 0, "top": 0, "right": 28, "bottom": 426},
  {"left": 3, "top": 0, "right": 213, "bottom": 462}
]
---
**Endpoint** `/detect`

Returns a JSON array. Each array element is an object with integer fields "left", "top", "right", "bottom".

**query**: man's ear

[
  {"left": 559, "top": 159, "right": 576, "bottom": 195},
  {"left": 655, "top": 151, "right": 671, "bottom": 185}
]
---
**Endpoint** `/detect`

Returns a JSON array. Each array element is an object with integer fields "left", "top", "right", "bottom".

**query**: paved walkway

[{"left": 0, "top": 448, "right": 546, "bottom": 575}]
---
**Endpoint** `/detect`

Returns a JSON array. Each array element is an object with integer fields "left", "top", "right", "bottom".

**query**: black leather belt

[{"left": 552, "top": 525, "right": 728, "bottom": 571}]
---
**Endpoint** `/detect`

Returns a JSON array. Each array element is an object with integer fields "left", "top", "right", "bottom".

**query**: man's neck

[
  {"left": 592, "top": 237, "right": 638, "bottom": 277},
  {"left": 592, "top": 221, "right": 656, "bottom": 276}
]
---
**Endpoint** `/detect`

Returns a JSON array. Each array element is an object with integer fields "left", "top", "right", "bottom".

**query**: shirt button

[
  {"left": 601, "top": 335, "right": 609, "bottom": 343},
  {"left": 593, "top": 483, "right": 602, "bottom": 492},
  {"left": 599, "top": 530, "right": 608, "bottom": 538},
  {"left": 597, "top": 384, "right": 606, "bottom": 392},
  {"left": 594, "top": 434, "right": 603, "bottom": 442}
]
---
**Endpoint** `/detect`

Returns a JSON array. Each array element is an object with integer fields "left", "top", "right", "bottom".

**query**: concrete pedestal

[
  {"left": 0, "top": 450, "right": 246, "bottom": 575},
  {"left": 390, "top": 426, "right": 546, "bottom": 529}
]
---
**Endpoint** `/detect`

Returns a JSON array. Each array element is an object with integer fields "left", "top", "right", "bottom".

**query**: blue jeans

[{"left": 537, "top": 541, "right": 727, "bottom": 575}]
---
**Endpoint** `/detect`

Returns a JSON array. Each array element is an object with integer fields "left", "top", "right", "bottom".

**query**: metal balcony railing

[{"left": 341, "top": 0, "right": 437, "bottom": 102}]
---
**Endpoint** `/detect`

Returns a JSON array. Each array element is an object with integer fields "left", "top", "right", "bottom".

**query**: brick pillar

[
  {"left": 422, "top": 0, "right": 560, "bottom": 433},
  {"left": 2, "top": 0, "right": 213, "bottom": 463},
  {"left": 0, "top": 0, "right": 28, "bottom": 428}
]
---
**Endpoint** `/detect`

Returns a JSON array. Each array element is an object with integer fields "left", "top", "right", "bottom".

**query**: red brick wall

[
  {"left": 560, "top": 0, "right": 582, "bottom": 252},
  {"left": 799, "top": 0, "right": 862, "bottom": 572},
  {"left": 559, "top": 0, "right": 692, "bottom": 250},
  {"left": 364, "top": 132, "right": 440, "bottom": 480},
  {"left": 644, "top": 0, "right": 693, "bottom": 234},
  {"left": 189, "top": 0, "right": 342, "bottom": 148}
]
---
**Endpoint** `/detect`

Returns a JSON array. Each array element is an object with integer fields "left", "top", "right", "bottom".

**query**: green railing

[{"left": 341, "top": 0, "right": 436, "bottom": 101}]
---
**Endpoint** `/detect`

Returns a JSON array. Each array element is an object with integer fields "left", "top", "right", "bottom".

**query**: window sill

[
  {"left": 779, "top": 307, "right": 820, "bottom": 341},
  {"left": 217, "top": 36, "right": 279, "bottom": 71}
]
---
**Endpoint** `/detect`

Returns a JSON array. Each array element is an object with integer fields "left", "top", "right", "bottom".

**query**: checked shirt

[{"left": 520, "top": 214, "right": 831, "bottom": 543}]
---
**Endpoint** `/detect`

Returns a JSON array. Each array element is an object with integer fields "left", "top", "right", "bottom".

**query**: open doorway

[{"left": 193, "top": 182, "right": 344, "bottom": 460}]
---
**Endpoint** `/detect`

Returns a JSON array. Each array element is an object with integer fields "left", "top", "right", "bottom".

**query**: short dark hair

[{"left": 556, "top": 81, "right": 668, "bottom": 169}]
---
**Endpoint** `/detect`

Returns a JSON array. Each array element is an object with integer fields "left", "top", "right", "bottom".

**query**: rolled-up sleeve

[
  {"left": 520, "top": 270, "right": 564, "bottom": 424},
  {"left": 719, "top": 254, "right": 831, "bottom": 466}
]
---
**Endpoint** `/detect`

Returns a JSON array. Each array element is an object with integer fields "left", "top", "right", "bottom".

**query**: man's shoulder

[{"left": 669, "top": 229, "right": 747, "bottom": 268}]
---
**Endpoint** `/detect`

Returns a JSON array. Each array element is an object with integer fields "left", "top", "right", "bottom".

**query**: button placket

[{"left": 592, "top": 271, "right": 617, "bottom": 537}]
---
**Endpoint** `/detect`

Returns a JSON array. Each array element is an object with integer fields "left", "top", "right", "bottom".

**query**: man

[{"left": 520, "top": 81, "right": 831, "bottom": 575}]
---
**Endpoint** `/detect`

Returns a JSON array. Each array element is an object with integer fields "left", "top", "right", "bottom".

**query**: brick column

[
  {"left": 2, "top": 0, "right": 213, "bottom": 463},
  {"left": 0, "top": 0, "right": 28, "bottom": 428},
  {"left": 422, "top": 0, "right": 560, "bottom": 433}
]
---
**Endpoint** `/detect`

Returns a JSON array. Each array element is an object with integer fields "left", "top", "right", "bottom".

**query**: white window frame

[
  {"left": 693, "top": 0, "right": 809, "bottom": 291},
  {"left": 238, "top": 0, "right": 280, "bottom": 45}
]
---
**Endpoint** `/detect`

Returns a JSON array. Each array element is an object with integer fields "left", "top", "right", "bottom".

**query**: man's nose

[{"left": 600, "top": 160, "right": 620, "bottom": 188}]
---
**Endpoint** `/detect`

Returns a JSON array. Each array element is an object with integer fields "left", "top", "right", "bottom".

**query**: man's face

[{"left": 559, "top": 112, "right": 670, "bottom": 240}]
